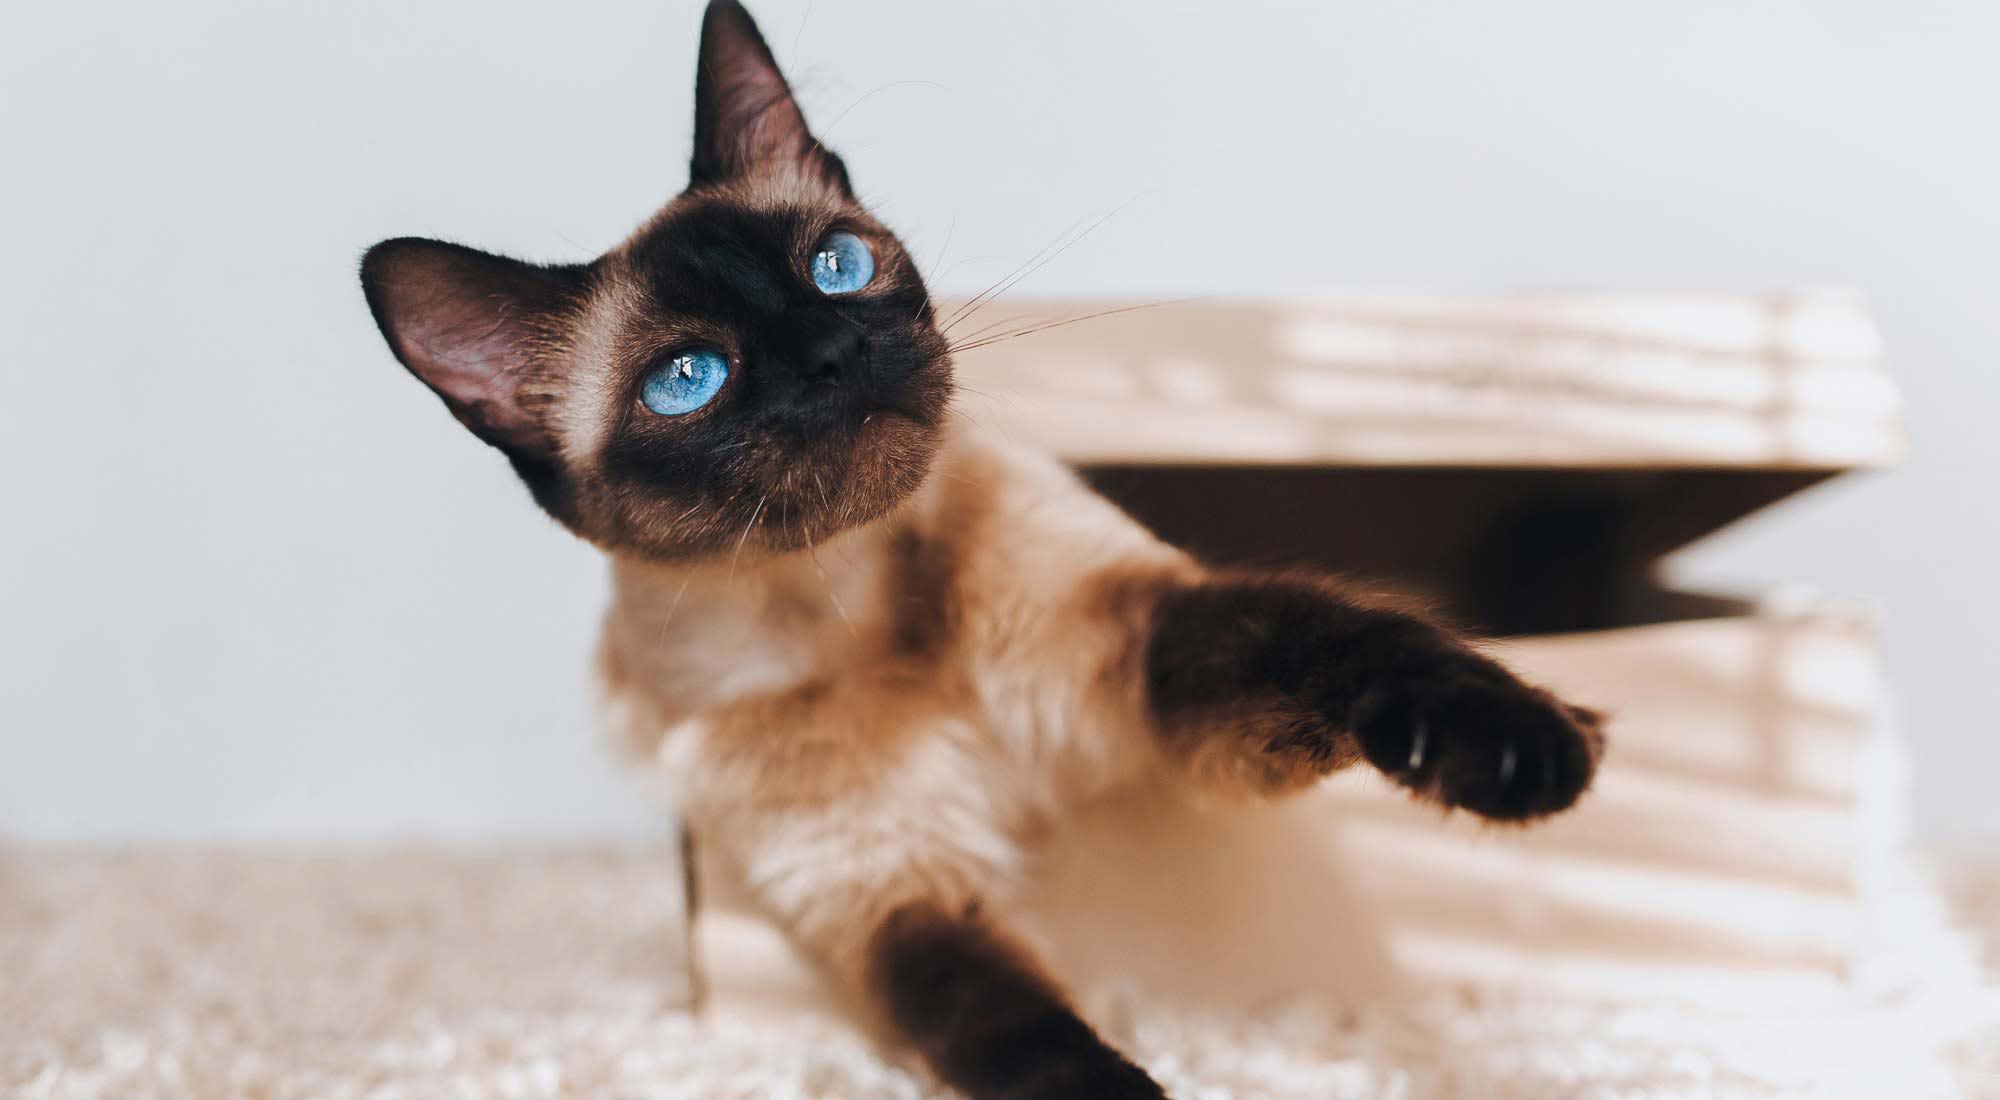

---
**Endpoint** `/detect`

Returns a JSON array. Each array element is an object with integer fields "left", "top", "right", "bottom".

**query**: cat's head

[{"left": 360, "top": 0, "right": 951, "bottom": 562}]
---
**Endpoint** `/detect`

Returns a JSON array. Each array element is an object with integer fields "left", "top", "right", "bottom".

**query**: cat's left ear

[
  {"left": 689, "top": 0, "right": 850, "bottom": 193},
  {"left": 359, "top": 237, "right": 586, "bottom": 458}
]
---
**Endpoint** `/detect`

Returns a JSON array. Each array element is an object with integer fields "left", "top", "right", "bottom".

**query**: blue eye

[
  {"left": 641, "top": 347, "right": 729, "bottom": 416},
  {"left": 810, "top": 230, "right": 875, "bottom": 295}
]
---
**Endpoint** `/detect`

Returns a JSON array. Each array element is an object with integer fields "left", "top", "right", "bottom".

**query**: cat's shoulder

[
  {"left": 917, "top": 423, "right": 1104, "bottom": 535},
  {"left": 932, "top": 421, "right": 1081, "bottom": 491},
  {"left": 917, "top": 423, "right": 1183, "bottom": 576}
]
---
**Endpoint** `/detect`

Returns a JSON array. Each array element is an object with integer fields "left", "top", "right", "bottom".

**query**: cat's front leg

[
  {"left": 675, "top": 681, "right": 1167, "bottom": 1100},
  {"left": 1138, "top": 570, "right": 1605, "bottom": 820}
]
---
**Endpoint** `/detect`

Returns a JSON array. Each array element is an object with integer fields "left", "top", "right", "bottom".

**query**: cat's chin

[
  {"left": 771, "top": 407, "right": 941, "bottom": 547},
  {"left": 601, "top": 410, "right": 940, "bottom": 566}
]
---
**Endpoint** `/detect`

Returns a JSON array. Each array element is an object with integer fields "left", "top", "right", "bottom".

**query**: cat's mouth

[
  {"left": 841, "top": 388, "right": 943, "bottom": 444},
  {"left": 848, "top": 403, "right": 934, "bottom": 461},
  {"left": 825, "top": 402, "right": 942, "bottom": 517},
  {"left": 857, "top": 406, "right": 916, "bottom": 433}
]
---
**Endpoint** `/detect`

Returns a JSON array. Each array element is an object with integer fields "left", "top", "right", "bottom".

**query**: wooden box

[{"left": 680, "top": 290, "right": 1904, "bottom": 1025}]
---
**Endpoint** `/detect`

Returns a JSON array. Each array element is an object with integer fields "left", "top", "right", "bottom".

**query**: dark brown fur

[
  {"left": 870, "top": 902, "right": 1164, "bottom": 1100},
  {"left": 889, "top": 524, "right": 963, "bottom": 659}
]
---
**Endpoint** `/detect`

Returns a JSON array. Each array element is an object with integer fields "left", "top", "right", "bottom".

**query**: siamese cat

[{"left": 360, "top": 3, "right": 1605, "bottom": 1096}]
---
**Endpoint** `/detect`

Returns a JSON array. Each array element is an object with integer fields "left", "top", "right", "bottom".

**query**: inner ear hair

[{"left": 359, "top": 237, "right": 586, "bottom": 456}]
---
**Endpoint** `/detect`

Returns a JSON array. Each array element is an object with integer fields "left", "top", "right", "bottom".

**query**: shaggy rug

[{"left": 4, "top": 845, "right": 1995, "bottom": 1100}]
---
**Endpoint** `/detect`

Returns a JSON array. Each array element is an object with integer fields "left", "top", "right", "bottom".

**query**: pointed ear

[
  {"left": 359, "top": 238, "right": 585, "bottom": 456},
  {"left": 690, "top": 0, "right": 849, "bottom": 190}
]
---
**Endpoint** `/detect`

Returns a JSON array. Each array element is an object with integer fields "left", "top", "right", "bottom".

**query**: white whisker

[{"left": 727, "top": 493, "right": 770, "bottom": 584}]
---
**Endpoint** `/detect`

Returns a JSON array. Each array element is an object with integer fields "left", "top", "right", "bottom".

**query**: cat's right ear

[
  {"left": 359, "top": 238, "right": 585, "bottom": 457},
  {"left": 689, "top": 0, "right": 850, "bottom": 191}
]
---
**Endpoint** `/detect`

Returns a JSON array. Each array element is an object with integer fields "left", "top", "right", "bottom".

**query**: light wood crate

[{"left": 678, "top": 290, "right": 1905, "bottom": 1028}]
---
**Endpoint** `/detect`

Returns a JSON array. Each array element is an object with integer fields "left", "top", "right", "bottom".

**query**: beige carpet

[{"left": 4, "top": 844, "right": 1996, "bottom": 1100}]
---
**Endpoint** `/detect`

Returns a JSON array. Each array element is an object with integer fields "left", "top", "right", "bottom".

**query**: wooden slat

[
  {"left": 1020, "top": 609, "right": 1893, "bottom": 1006},
  {"left": 690, "top": 610, "right": 1896, "bottom": 1024},
  {"left": 946, "top": 290, "right": 1901, "bottom": 469}
]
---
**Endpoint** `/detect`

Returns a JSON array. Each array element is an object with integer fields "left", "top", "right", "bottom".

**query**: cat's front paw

[{"left": 1354, "top": 669, "right": 1604, "bottom": 821}]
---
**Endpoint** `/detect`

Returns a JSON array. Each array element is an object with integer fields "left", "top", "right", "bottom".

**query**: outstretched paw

[{"left": 1355, "top": 670, "right": 1605, "bottom": 821}]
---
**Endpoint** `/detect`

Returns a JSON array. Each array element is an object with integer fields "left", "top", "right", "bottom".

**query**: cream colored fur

[{"left": 597, "top": 425, "right": 1197, "bottom": 980}]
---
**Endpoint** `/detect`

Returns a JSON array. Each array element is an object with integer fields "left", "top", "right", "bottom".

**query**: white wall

[{"left": 3, "top": 0, "right": 1995, "bottom": 844}]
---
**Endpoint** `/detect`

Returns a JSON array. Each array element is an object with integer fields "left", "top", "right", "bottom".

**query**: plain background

[{"left": 2, "top": 0, "right": 1994, "bottom": 846}]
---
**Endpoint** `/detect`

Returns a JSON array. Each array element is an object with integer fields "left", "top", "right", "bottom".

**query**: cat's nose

[{"left": 803, "top": 324, "right": 866, "bottom": 386}]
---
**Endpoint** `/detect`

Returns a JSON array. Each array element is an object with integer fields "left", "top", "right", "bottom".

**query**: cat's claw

[{"left": 1357, "top": 675, "right": 1604, "bottom": 821}]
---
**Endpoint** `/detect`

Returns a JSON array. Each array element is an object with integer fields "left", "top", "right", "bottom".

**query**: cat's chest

[
  {"left": 631, "top": 612, "right": 817, "bottom": 711},
  {"left": 606, "top": 541, "right": 894, "bottom": 718}
]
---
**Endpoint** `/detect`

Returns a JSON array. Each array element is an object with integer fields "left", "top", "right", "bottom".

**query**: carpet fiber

[{"left": 5, "top": 846, "right": 1996, "bottom": 1100}]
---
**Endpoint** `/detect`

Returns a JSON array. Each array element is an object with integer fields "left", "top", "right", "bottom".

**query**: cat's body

[
  {"left": 361, "top": 4, "right": 1604, "bottom": 1097},
  {"left": 602, "top": 426, "right": 1189, "bottom": 957}
]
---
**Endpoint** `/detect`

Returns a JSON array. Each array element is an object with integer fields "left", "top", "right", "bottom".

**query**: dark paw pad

[{"left": 1357, "top": 677, "right": 1604, "bottom": 821}]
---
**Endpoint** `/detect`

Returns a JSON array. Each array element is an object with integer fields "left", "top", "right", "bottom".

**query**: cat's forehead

[{"left": 616, "top": 190, "right": 847, "bottom": 309}]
